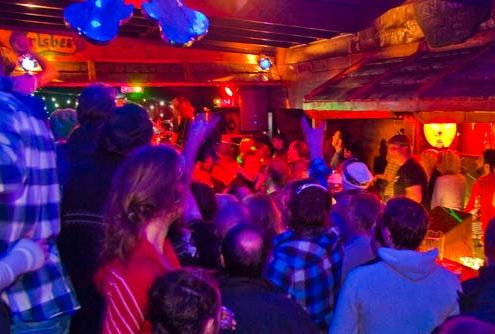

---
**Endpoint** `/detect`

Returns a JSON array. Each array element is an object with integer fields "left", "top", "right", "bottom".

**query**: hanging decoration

[
  {"left": 64, "top": 0, "right": 134, "bottom": 44},
  {"left": 124, "top": 0, "right": 144, "bottom": 9},
  {"left": 64, "top": 0, "right": 209, "bottom": 47},
  {"left": 142, "top": 0, "right": 209, "bottom": 46},
  {"left": 423, "top": 123, "right": 457, "bottom": 149}
]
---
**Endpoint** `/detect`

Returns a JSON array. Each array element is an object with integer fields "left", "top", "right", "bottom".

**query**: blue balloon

[
  {"left": 142, "top": 0, "right": 209, "bottom": 47},
  {"left": 64, "top": 0, "right": 134, "bottom": 44}
]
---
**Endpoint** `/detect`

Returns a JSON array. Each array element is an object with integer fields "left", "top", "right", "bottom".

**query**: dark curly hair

[
  {"left": 288, "top": 179, "right": 331, "bottom": 235},
  {"left": 147, "top": 269, "right": 221, "bottom": 334},
  {"left": 483, "top": 149, "right": 495, "bottom": 173}
]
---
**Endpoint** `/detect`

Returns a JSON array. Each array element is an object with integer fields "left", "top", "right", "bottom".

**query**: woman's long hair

[{"left": 101, "top": 145, "right": 184, "bottom": 263}]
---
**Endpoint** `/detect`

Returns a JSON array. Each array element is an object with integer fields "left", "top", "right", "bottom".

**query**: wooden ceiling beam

[
  {"left": 203, "top": 33, "right": 295, "bottom": 48},
  {"left": 208, "top": 27, "right": 316, "bottom": 45},
  {"left": 210, "top": 17, "right": 339, "bottom": 37}
]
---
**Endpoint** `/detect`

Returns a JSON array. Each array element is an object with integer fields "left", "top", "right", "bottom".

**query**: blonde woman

[{"left": 431, "top": 150, "right": 467, "bottom": 210}]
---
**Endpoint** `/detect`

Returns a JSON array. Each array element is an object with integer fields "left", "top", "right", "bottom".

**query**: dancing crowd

[{"left": 1, "top": 39, "right": 495, "bottom": 334}]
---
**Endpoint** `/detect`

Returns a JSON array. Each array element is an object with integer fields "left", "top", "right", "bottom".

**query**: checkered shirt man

[
  {"left": 0, "top": 78, "right": 79, "bottom": 321},
  {"left": 265, "top": 228, "right": 343, "bottom": 331}
]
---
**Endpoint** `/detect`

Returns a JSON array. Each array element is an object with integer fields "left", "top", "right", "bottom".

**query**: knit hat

[
  {"left": 99, "top": 103, "right": 153, "bottom": 155},
  {"left": 342, "top": 160, "right": 373, "bottom": 190}
]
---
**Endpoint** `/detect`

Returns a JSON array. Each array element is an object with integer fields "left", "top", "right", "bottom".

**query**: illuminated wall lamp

[
  {"left": 20, "top": 55, "right": 37, "bottom": 72},
  {"left": 258, "top": 57, "right": 272, "bottom": 71},
  {"left": 224, "top": 86, "right": 234, "bottom": 97},
  {"left": 424, "top": 123, "right": 457, "bottom": 148}
]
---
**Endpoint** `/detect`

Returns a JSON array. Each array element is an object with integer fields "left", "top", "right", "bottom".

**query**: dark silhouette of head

[
  {"left": 483, "top": 149, "right": 495, "bottom": 173},
  {"left": 287, "top": 140, "right": 309, "bottom": 164},
  {"left": 213, "top": 199, "right": 251, "bottom": 239},
  {"left": 378, "top": 197, "right": 429, "bottom": 250},
  {"left": 49, "top": 108, "right": 77, "bottom": 141},
  {"left": 243, "top": 194, "right": 282, "bottom": 240},
  {"left": 99, "top": 103, "right": 153, "bottom": 156},
  {"left": 343, "top": 141, "right": 363, "bottom": 160},
  {"left": 77, "top": 83, "right": 117, "bottom": 126},
  {"left": 148, "top": 269, "right": 221, "bottom": 334},
  {"left": 348, "top": 192, "right": 383, "bottom": 233},
  {"left": 191, "top": 182, "right": 218, "bottom": 222},
  {"left": 332, "top": 190, "right": 382, "bottom": 242},
  {"left": 387, "top": 134, "right": 412, "bottom": 160},
  {"left": 288, "top": 180, "right": 331, "bottom": 235},
  {"left": 222, "top": 224, "right": 267, "bottom": 278}
]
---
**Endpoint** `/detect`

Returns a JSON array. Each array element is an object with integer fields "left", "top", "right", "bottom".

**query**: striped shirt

[{"left": 95, "top": 238, "right": 181, "bottom": 334}]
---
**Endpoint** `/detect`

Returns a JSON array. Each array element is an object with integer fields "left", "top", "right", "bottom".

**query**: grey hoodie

[{"left": 330, "top": 247, "right": 461, "bottom": 334}]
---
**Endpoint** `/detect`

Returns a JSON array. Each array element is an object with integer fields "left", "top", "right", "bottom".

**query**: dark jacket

[
  {"left": 59, "top": 149, "right": 125, "bottom": 334},
  {"left": 66, "top": 122, "right": 104, "bottom": 166},
  {"left": 220, "top": 276, "right": 319, "bottom": 334},
  {"left": 461, "top": 265, "right": 495, "bottom": 325}
]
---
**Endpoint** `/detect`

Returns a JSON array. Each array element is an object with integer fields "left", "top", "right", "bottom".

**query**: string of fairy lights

[
  {"left": 34, "top": 86, "right": 231, "bottom": 120},
  {"left": 34, "top": 90, "right": 173, "bottom": 120}
]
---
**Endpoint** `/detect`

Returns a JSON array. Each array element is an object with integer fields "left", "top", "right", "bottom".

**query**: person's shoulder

[
  {"left": 432, "top": 264, "right": 461, "bottom": 287},
  {"left": 406, "top": 158, "right": 425, "bottom": 171},
  {"left": 346, "top": 258, "right": 383, "bottom": 281},
  {"left": 484, "top": 173, "right": 495, "bottom": 182},
  {"left": 0, "top": 89, "right": 21, "bottom": 114}
]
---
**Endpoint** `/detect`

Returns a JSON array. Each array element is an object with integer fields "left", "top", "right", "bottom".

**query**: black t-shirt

[{"left": 394, "top": 158, "right": 428, "bottom": 206}]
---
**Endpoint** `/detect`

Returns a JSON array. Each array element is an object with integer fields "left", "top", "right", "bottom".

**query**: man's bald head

[{"left": 221, "top": 224, "right": 267, "bottom": 278}]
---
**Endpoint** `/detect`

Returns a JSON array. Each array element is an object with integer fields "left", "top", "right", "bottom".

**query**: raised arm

[
  {"left": 300, "top": 117, "right": 332, "bottom": 187},
  {"left": 10, "top": 32, "right": 58, "bottom": 92}
]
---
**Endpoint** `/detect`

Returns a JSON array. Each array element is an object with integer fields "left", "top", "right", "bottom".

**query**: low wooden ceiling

[{"left": 0, "top": 0, "right": 406, "bottom": 55}]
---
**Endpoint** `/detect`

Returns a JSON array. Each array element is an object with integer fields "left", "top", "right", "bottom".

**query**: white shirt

[{"left": 431, "top": 174, "right": 467, "bottom": 210}]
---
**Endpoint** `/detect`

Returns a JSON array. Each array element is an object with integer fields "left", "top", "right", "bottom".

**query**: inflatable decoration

[
  {"left": 64, "top": 0, "right": 134, "bottom": 44},
  {"left": 142, "top": 0, "right": 209, "bottom": 47}
]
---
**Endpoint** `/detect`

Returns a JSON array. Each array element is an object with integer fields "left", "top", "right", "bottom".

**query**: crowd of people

[{"left": 2, "top": 37, "right": 495, "bottom": 334}]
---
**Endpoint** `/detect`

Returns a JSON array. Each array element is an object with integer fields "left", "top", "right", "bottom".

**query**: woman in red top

[
  {"left": 95, "top": 145, "right": 184, "bottom": 334},
  {"left": 95, "top": 114, "right": 219, "bottom": 334}
]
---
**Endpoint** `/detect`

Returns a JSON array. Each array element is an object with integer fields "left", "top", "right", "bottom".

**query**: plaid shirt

[
  {"left": 0, "top": 80, "right": 79, "bottom": 321},
  {"left": 265, "top": 228, "right": 343, "bottom": 331}
]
